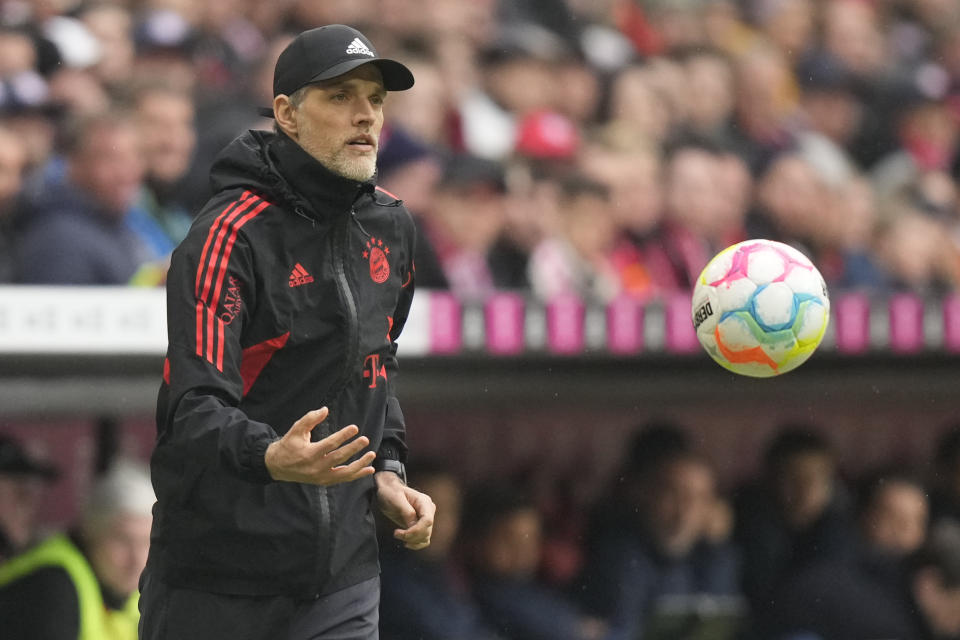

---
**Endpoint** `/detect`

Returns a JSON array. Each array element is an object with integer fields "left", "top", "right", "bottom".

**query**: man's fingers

[
  {"left": 290, "top": 407, "right": 328, "bottom": 437},
  {"left": 320, "top": 434, "right": 372, "bottom": 468},
  {"left": 315, "top": 424, "right": 362, "bottom": 455},
  {"left": 330, "top": 451, "right": 377, "bottom": 478}
]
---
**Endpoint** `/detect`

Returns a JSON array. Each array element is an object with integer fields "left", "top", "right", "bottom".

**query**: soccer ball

[{"left": 691, "top": 239, "right": 830, "bottom": 377}]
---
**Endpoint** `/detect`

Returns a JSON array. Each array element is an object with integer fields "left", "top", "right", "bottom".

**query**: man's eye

[{"left": 331, "top": 93, "right": 348, "bottom": 102}]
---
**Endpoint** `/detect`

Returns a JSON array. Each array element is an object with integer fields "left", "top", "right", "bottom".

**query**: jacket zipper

[{"left": 313, "top": 207, "right": 362, "bottom": 594}]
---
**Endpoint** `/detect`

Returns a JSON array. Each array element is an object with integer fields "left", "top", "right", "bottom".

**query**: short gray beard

[{"left": 325, "top": 153, "right": 377, "bottom": 182}]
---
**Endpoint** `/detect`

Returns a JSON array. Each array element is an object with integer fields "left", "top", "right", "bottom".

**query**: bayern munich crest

[{"left": 363, "top": 237, "right": 391, "bottom": 284}]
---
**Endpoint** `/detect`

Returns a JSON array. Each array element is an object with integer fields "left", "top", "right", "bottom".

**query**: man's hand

[
  {"left": 265, "top": 407, "right": 376, "bottom": 485},
  {"left": 376, "top": 471, "right": 435, "bottom": 550}
]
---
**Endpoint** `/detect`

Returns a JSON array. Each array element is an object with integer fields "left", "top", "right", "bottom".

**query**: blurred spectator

[
  {"left": 384, "top": 51, "right": 455, "bottom": 150},
  {"left": 578, "top": 423, "right": 742, "bottom": 640},
  {"left": 929, "top": 423, "right": 960, "bottom": 529},
  {"left": 487, "top": 158, "right": 562, "bottom": 291},
  {"left": 751, "top": 0, "right": 816, "bottom": 65},
  {"left": 604, "top": 62, "right": 672, "bottom": 146},
  {"left": 758, "top": 468, "right": 930, "bottom": 640},
  {"left": 659, "top": 137, "right": 747, "bottom": 288},
  {"left": 0, "top": 459, "right": 153, "bottom": 640},
  {"left": 414, "top": 153, "right": 508, "bottom": 300},
  {"left": 876, "top": 205, "right": 955, "bottom": 293},
  {"left": 132, "top": 9, "right": 200, "bottom": 96},
  {"left": 380, "top": 459, "right": 501, "bottom": 640},
  {"left": 527, "top": 172, "right": 620, "bottom": 303},
  {"left": 0, "top": 69, "right": 62, "bottom": 171},
  {"left": 579, "top": 132, "right": 678, "bottom": 300},
  {"left": 767, "top": 520, "right": 960, "bottom": 640},
  {"left": 461, "top": 483, "right": 607, "bottom": 640},
  {"left": 459, "top": 23, "right": 569, "bottom": 159},
  {"left": 46, "top": 67, "right": 110, "bottom": 117},
  {"left": 793, "top": 53, "right": 861, "bottom": 181},
  {"left": 0, "top": 26, "right": 40, "bottom": 76},
  {"left": 0, "top": 435, "right": 58, "bottom": 562},
  {"left": 815, "top": 174, "right": 888, "bottom": 291},
  {"left": 746, "top": 150, "right": 825, "bottom": 257},
  {"left": 678, "top": 47, "right": 738, "bottom": 146},
  {"left": 377, "top": 124, "right": 442, "bottom": 217},
  {"left": 733, "top": 425, "right": 857, "bottom": 620},
  {"left": 13, "top": 109, "right": 159, "bottom": 285},
  {"left": 731, "top": 42, "right": 799, "bottom": 172},
  {"left": 856, "top": 470, "right": 930, "bottom": 558},
  {"left": 131, "top": 81, "right": 198, "bottom": 247},
  {"left": 79, "top": 3, "right": 136, "bottom": 90},
  {"left": 0, "top": 125, "right": 28, "bottom": 282}
]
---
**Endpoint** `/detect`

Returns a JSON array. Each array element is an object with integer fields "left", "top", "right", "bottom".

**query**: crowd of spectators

[
  {"left": 0, "top": 0, "right": 959, "bottom": 299},
  {"left": 6, "top": 420, "right": 960, "bottom": 639},
  {"left": 375, "top": 420, "right": 960, "bottom": 640}
]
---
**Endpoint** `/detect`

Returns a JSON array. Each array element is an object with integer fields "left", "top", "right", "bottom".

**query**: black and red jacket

[{"left": 149, "top": 130, "right": 415, "bottom": 598}]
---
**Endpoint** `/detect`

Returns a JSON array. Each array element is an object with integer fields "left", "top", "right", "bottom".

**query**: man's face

[
  {"left": 0, "top": 475, "right": 44, "bottom": 553},
  {"left": 646, "top": 458, "right": 716, "bottom": 557},
  {"left": 285, "top": 64, "right": 386, "bottom": 182},
  {"left": 70, "top": 123, "right": 144, "bottom": 216},
  {"left": 86, "top": 512, "right": 152, "bottom": 596},
  {"left": 135, "top": 90, "right": 196, "bottom": 184}
]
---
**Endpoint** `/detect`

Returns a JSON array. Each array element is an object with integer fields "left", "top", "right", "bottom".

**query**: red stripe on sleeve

[
  {"left": 216, "top": 317, "right": 226, "bottom": 372},
  {"left": 195, "top": 300, "right": 204, "bottom": 357},
  {"left": 208, "top": 200, "right": 269, "bottom": 313},
  {"left": 206, "top": 305, "right": 215, "bottom": 363},
  {"left": 198, "top": 195, "right": 261, "bottom": 305},
  {"left": 195, "top": 191, "right": 249, "bottom": 298}
]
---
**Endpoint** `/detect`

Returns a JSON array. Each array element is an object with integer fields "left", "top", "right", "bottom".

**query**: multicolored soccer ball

[{"left": 691, "top": 239, "right": 830, "bottom": 377}]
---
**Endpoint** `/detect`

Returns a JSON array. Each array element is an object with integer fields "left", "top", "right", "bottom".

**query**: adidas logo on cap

[{"left": 345, "top": 38, "right": 375, "bottom": 57}]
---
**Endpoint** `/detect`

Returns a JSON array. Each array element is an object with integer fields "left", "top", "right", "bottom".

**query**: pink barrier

[
  {"left": 485, "top": 292, "right": 526, "bottom": 355},
  {"left": 888, "top": 293, "right": 924, "bottom": 354},
  {"left": 428, "top": 292, "right": 462, "bottom": 355},
  {"left": 546, "top": 294, "right": 585, "bottom": 355},
  {"left": 944, "top": 295, "right": 960, "bottom": 353},
  {"left": 664, "top": 293, "right": 699, "bottom": 353},
  {"left": 606, "top": 295, "right": 644, "bottom": 354},
  {"left": 834, "top": 293, "right": 870, "bottom": 354}
]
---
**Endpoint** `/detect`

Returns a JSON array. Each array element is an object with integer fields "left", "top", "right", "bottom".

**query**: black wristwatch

[{"left": 374, "top": 458, "right": 407, "bottom": 484}]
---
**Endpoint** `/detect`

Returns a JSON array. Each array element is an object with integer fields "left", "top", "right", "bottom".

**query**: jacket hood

[{"left": 209, "top": 130, "right": 376, "bottom": 222}]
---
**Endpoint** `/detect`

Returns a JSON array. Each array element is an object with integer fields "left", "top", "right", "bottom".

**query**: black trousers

[{"left": 138, "top": 570, "right": 379, "bottom": 640}]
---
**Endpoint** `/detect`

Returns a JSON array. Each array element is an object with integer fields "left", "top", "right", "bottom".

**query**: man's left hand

[{"left": 375, "top": 471, "right": 435, "bottom": 550}]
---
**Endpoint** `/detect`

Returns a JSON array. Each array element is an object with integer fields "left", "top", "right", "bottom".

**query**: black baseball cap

[
  {"left": 261, "top": 25, "right": 414, "bottom": 117},
  {"left": 0, "top": 435, "right": 59, "bottom": 480}
]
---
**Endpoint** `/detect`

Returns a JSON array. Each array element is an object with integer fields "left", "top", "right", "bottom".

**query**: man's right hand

[{"left": 264, "top": 407, "right": 376, "bottom": 485}]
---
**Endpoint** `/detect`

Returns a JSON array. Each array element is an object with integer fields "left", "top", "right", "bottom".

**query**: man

[
  {"left": 131, "top": 82, "right": 198, "bottom": 250},
  {"left": 0, "top": 435, "right": 59, "bottom": 561},
  {"left": 13, "top": 109, "right": 155, "bottom": 284},
  {"left": 579, "top": 438, "right": 742, "bottom": 640},
  {"left": 0, "top": 459, "right": 154, "bottom": 640},
  {"left": 759, "top": 469, "right": 931, "bottom": 639},
  {"left": 140, "top": 25, "right": 435, "bottom": 640},
  {"left": 379, "top": 459, "right": 501, "bottom": 640}
]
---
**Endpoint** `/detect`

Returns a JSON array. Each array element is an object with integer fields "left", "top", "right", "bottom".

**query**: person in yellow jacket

[{"left": 0, "top": 459, "right": 154, "bottom": 640}]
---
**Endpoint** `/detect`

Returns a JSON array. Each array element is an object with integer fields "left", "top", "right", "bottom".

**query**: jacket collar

[{"left": 267, "top": 132, "right": 375, "bottom": 220}]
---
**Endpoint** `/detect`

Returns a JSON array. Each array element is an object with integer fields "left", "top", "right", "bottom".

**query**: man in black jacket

[{"left": 140, "top": 24, "right": 435, "bottom": 640}]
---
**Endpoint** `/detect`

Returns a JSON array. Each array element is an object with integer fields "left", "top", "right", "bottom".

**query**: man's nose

[{"left": 353, "top": 101, "right": 376, "bottom": 125}]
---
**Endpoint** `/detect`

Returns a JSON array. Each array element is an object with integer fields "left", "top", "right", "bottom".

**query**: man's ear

[{"left": 274, "top": 95, "right": 298, "bottom": 139}]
